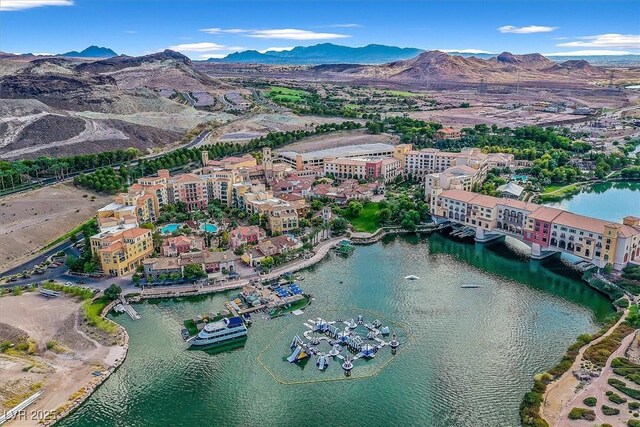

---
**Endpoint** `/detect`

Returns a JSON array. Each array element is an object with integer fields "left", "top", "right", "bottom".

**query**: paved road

[
  {"left": 181, "top": 92, "right": 196, "bottom": 107},
  {"left": 0, "top": 234, "right": 81, "bottom": 278},
  {"left": 1, "top": 130, "right": 210, "bottom": 200}
]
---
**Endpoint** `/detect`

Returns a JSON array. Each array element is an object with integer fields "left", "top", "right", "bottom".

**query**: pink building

[
  {"left": 169, "top": 174, "right": 208, "bottom": 211},
  {"left": 229, "top": 226, "right": 267, "bottom": 249},
  {"left": 161, "top": 235, "right": 204, "bottom": 257},
  {"left": 523, "top": 206, "right": 560, "bottom": 247}
]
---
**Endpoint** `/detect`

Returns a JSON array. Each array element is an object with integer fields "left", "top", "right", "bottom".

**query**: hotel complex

[
  {"left": 89, "top": 138, "right": 636, "bottom": 275},
  {"left": 431, "top": 189, "right": 640, "bottom": 270}
]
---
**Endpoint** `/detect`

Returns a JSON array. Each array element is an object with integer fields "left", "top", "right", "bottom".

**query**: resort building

[
  {"left": 310, "top": 179, "right": 382, "bottom": 204},
  {"left": 405, "top": 147, "right": 498, "bottom": 180},
  {"left": 90, "top": 227, "right": 153, "bottom": 276},
  {"left": 229, "top": 226, "right": 267, "bottom": 249},
  {"left": 96, "top": 203, "right": 139, "bottom": 233},
  {"left": 276, "top": 143, "right": 395, "bottom": 170},
  {"left": 431, "top": 189, "right": 640, "bottom": 270},
  {"left": 114, "top": 186, "right": 162, "bottom": 224},
  {"left": 161, "top": 235, "right": 205, "bottom": 257},
  {"left": 323, "top": 157, "right": 401, "bottom": 183},
  {"left": 167, "top": 173, "right": 208, "bottom": 211},
  {"left": 267, "top": 205, "right": 299, "bottom": 234},
  {"left": 434, "top": 127, "right": 461, "bottom": 140},
  {"left": 201, "top": 151, "right": 257, "bottom": 170},
  {"left": 143, "top": 250, "right": 239, "bottom": 279},
  {"left": 424, "top": 165, "right": 484, "bottom": 200},
  {"left": 241, "top": 235, "right": 302, "bottom": 266}
]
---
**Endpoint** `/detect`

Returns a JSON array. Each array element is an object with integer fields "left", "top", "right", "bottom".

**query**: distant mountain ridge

[
  {"left": 59, "top": 46, "right": 117, "bottom": 58},
  {"left": 309, "top": 50, "right": 616, "bottom": 84},
  {"left": 209, "top": 43, "right": 424, "bottom": 65}
]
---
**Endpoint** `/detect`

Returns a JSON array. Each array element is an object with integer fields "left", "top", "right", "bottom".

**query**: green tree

[
  {"left": 261, "top": 256, "right": 274, "bottom": 270},
  {"left": 183, "top": 264, "right": 206, "bottom": 279},
  {"left": 104, "top": 284, "right": 122, "bottom": 300}
]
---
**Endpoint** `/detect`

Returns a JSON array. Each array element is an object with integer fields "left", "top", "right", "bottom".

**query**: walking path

[
  {"left": 542, "top": 309, "right": 629, "bottom": 426},
  {"left": 555, "top": 330, "right": 636, "bottom": 426}
]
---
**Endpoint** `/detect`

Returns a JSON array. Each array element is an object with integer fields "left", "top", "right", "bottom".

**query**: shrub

[
  {"left": 630, "top": 402, "right": 640, "bottom": 410},
  {"left": 568, "top": 407, "right": 595, "bottom": 421},
  {"left": 615, "top": 298, "right": 631, "bottom": 308},
  {"left": 609, "top": 378, "right": 640, "bottom": 400},
  {"left": 612, "top": 358, "right": 640, "bottom": 386},
  {"left": 609, "top": 392, "right": 628, "bottom": 404},
  {"left": 602, "top": 405, "right": 620, "bottom": 415},
  {"left": 628, "top": 420, "right": 640, "bottom": 426},
  {"left": 583, "top": 396, "right": 597, "bottom": 406}
]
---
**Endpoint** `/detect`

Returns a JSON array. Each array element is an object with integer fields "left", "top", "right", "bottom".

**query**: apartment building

[
  {"left": 324, "top": 157, "right": 401, "bottom": 183},
  {"left": 90, "top": 227, "right": 153, "bottom": 276},
  {"left": 432, "top": 189, "right": 640, "bottom": 270}
]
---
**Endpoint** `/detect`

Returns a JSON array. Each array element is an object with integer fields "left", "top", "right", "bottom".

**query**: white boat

[
  {"left": 187, "top": 317, "right": 247, "bottom": 347},
  {"left": 404, "top": 275, "right": 419, "bottom": 280},
  {"left": 460, "top": 284, "right": 483, "bottom": 288}
]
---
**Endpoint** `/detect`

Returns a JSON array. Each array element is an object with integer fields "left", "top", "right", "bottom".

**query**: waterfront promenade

[
  {"left": 542, "top": 308, "right": 630, "bottom": 425},
  {"left": 136, "top": 237, "right": 342, "bottom": 300}
]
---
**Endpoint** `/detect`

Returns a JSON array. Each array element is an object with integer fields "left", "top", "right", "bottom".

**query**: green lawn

[
  {"left": 382, "top": 89, "right": 419, "bottom": 97},
  {"left": 267, "top": 86, "right": 310, "bottom": 103},
  {"left": 347, "top": 202, "right": 381, "bottom": 233}
]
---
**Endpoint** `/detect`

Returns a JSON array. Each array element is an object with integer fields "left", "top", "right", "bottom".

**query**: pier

[{"left": 120, "top": 297, "right": 141, "bottom": 320}]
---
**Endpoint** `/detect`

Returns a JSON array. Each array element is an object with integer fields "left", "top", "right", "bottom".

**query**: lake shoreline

[{"left": 55, "top": 234, "right": 617, "bottom": 427}]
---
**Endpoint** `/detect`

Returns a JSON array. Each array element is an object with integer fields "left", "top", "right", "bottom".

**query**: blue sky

[{"left": 1, "top": 0, "right": 638, "bottom": 58}]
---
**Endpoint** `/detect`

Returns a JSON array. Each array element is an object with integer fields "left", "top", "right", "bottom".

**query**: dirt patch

[
  {"left": 0, "top": 293, "right": 126, "bottom": 424},
  {"left": 0, "top": 322, "right": 29, "bottom": 344},
  {"left": 275, "top": 129, "right": 398, "bottom": 153},
  {"left": 0, "top": 183, "right": 112, "bottom": 272}
]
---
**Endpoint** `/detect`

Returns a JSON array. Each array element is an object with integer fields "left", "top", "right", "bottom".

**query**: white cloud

[
  {"left": 440, "top": 49, "right": 494, "bottom": 54},
  {"left": 248, "top": 29, "right": 349, "bottom": 40},
  {"left": 544, "top": 50, "right": 637, "bottom": 56},
  {"left": 168, "top": 42, "right": 230, "bottom": 52},
  {"left": 199, "top": 53, "right": 227, "bottom": 60},
  {"left": 1, "top": 0, "right": 73, "bottom": 11},
  {"left": 556, "top": 34, "right": 640, "bottom": 49},
  {"left": 124, "top": 30, "right": 137, "bottom": 34},
  {"left": 324, "top": 24, "right": 362, "bottom": 28},
  {"left": 200, "top": 28, "right": 250, "bottom": 34},
  {"left": 258, "top": 47, "right": 295, "bottom": 53},
  {"left": 199, "top": 27, "right": 349, "bottom": 40},
  {"left": 498, "top": 25, "right": 558, "bottom": 34}
]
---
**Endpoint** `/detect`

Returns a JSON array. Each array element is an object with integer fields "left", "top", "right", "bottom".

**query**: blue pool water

[
  {"left": 160, "top": 223, "right": 181, "bottom": 234},
  {"left": 199, "top": 223, "right": 218, "bottom": 233}
]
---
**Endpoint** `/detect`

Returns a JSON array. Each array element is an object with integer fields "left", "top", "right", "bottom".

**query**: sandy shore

[{"left": 0, "top": 293, "right": 126, "bottom": 426}]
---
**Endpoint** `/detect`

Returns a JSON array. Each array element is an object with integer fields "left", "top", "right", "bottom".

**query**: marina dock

[{"left": 120, "top": 297, "right": 141, "bottom": 320}]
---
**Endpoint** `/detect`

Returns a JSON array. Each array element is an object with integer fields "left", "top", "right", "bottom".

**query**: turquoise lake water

[
  {"left": 545, "top": 180, "right": 640, "bottom": 223},
  {"left": 59, "top": 234, "right": 613, "bottom": 427}
]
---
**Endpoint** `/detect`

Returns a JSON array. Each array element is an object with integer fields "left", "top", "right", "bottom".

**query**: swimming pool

[
  {"left": 200, "top": 223, "right": 218, "bottom": 233},
  {"left": 160, "top": 223, "right": 182, "bottom": 234}
]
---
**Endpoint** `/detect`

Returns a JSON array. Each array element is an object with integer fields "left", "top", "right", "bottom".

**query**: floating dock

[
  {"left": 120, "top": 297, "right": 141, "bottom": 320},
  {"left": 286, "top": 315, "right": 401, "bottom": 374}
]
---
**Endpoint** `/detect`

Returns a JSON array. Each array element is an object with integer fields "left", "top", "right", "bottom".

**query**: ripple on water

[{"left": 59, "top": 235, "right": 612, "bottom": 427}]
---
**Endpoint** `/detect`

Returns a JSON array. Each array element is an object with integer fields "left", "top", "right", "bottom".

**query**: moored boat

[{"left": 187, "top": 317, "right": 247, "bottom": 347}]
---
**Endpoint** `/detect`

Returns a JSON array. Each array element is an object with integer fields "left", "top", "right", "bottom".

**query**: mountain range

[
  {"left": 209, "top": 43, "right": 424, "bottom": 65},
  {"left": 0, "top": 49, "right": 224, "bottom": 159},
  {"left": 59, "top": 46, "right": 118, "bottom": 58}
]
